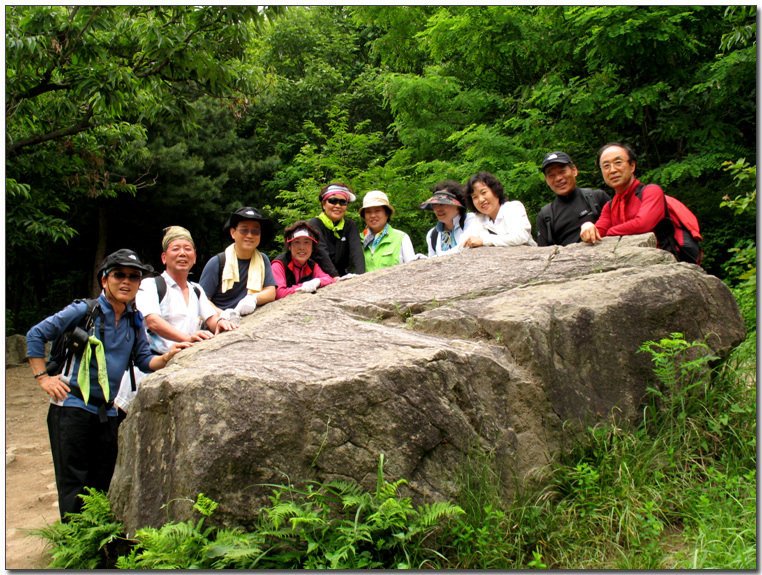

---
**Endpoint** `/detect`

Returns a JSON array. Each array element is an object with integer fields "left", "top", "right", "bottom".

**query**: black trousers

[{"left": 46, "top": 404, "right": 120, "bottom": 520}]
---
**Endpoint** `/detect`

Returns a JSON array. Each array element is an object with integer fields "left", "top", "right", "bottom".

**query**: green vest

[{"left": 363, "top": 227, "right": 406, "bottom": 272}]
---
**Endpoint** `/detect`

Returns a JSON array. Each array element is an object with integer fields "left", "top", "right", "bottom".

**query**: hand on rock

[
  {"left": 296, "top": 278, "right": 321, "bottom": 293},
  {"left": 235, "top": 295, "right": 258, "bottom": 316}
]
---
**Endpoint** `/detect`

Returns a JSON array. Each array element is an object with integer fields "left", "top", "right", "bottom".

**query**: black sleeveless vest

[{"left": 274, "top": 253, "right": 317, "bottom": 287}]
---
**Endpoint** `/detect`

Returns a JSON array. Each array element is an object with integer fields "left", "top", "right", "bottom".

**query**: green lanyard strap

[{"left": 77, "top": 336, "right": 109, "bottom": 404}]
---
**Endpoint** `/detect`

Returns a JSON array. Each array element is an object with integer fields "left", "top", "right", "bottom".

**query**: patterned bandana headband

[{"left": 162, "top": 226, "right": 195, "bottom": 252}]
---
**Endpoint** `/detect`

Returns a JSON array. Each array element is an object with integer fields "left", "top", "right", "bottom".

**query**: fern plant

[
  {"left": 32, "top": 487, "right": 126, "bottom": 569},
  {"left": 116, "top": 493, "right": 219, "bottom": 569},
  {"left": 218, "top": 453, "right": 464, "bottom": 569}
]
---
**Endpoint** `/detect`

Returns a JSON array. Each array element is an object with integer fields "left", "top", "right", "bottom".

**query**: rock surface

[
  {"left": 6, "top": 334, "right": 29, "bottom": 365},
  {"left": 110, "top": 235, "right": 745, "bottom": 533}
]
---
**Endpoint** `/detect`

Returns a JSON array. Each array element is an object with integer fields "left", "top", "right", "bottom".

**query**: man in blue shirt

[
  {"left": 199, "top": 206, "right": 277, "bottom": 320},
  {"left": 26, "top": 249, "right": 190, "bottom": 519}
]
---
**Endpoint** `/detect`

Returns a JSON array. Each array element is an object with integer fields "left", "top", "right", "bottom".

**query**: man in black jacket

[{"left": 536, "top": 151, "right": 611, "bottom": 247}]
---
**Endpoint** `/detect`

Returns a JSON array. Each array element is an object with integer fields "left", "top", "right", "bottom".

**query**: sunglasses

[
  {"left": 326, "top": 197, "right": 348, "bottom": 206},
  {"left": 236, "top": 227, "right": 261, "bottom": 236},
  {"left": 110, "top": 271, "right": 142, "bottom": 282}
]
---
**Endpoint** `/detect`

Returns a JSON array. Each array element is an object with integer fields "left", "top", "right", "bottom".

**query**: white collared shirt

[{"left": 136, "top": 271, "right": 217, "bottom": 354}]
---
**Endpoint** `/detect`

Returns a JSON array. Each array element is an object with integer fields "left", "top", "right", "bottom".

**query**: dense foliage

[
  {"left": 6, "top": 6, "right": 756, "bottom": 335},
  {"left": 35, "top": 334, "right": 756, "bottom": 568}
]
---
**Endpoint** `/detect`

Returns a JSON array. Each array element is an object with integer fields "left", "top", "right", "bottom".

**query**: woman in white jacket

[{"left": 459, "top": 171, "right": 537, "bottom": 248}]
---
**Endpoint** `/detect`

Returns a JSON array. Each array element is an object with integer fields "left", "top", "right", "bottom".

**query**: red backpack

[{"left": 634, "top": 184, "right": 703, "bottom": 265}]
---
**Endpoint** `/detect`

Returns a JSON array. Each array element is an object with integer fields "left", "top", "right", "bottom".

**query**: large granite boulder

[{"left": 110, "top": 235, "right": 745, "bottom": 534}]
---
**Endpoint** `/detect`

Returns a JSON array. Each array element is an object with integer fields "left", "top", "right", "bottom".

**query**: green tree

[
  {"left": 5, "top": 5, "right": 282, "bottom": 332},
  {"left": 347, "top": 6, "right": 756, "bottom": 273}
]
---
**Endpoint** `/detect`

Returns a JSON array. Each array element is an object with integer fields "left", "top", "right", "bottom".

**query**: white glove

[
  {"left": 296, "top": 278, "right": 321, "bottom": 293},
  {"left": 219, "top": 309, "right": 241, "bottom": 326},
  {"left": 336, "top": 273, "right": 357, "bottom": 281},
  {"left": 413, "top": 253, "right": 428, "bottom": 260},
  {"left": 234, "top": 294, "right": 258, "bottom": 316}
]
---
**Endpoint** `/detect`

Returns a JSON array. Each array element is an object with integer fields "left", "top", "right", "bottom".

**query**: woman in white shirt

[{"left": 459, "top": 171, "right": 537, "bottom": 248}]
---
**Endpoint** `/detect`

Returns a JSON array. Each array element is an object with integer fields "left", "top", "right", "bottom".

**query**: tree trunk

[{"left": 91, "top": 205, "right": 108, "bottom": 297}]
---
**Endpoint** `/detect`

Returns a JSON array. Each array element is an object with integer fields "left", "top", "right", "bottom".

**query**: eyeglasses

[
  {"left": 326, "top": 197, "right": 348, "bottom": 206},
  {"left": 236, "top": 227, "right": 261, "bottom": 236},
  {"left": 600, "top": 159, "right": 629, "bottom": 172},
  {"left": 110, "top": 271, "right": 142, "bottom": 282}
]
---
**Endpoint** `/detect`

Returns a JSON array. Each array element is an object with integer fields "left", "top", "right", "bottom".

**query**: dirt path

[{"left": 5, "top": 364, "right": 60, "bottom": 569}]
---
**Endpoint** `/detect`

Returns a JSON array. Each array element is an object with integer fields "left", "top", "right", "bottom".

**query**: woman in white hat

[
  {"left": 360, "top": 190, "right": 416, "bottom": 272},
  {"left": 419, "top": 180, "right": 475, "bottom": 257}
]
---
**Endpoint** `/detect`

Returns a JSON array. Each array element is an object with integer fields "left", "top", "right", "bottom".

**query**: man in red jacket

[{"left": 580, "top": 142, "right": 672, "bottom": 247}]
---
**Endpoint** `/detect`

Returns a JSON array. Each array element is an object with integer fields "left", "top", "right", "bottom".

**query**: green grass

[
  {"left": 436, "top": 331, "right": 757, "bottom": 570},
  {"left": 33, "top": 333, "right": 756, "bottom": 569}
]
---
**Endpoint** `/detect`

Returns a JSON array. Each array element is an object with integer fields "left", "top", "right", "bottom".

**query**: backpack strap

[
  {"left": 428, "top": 229, "right": 437, "bottom": 255},
  {"left": 538, "top": 204, "right": 554, "bottom": 245},
  {"left": 127, "top": 308, "right": 143, "bottom": 393},
  {"left": 216, "top": 251, "right": 226, "bottom": 290},
  {"left": 155, "top": 274, "right": 200, "bottom": 302},
  {"left": 155, "top": 274, "right": 167, "bottom": 302},
  {"left": 579, "top": 188, "right": 601, "bottom": 218}
]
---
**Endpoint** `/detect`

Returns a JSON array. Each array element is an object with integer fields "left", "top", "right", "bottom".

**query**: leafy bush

[
  {"left": 216, "top": 454, "right": 464, "bottom": 569},
  {"left": 36, "top": 455, "right": 463, "bottom": 569}
]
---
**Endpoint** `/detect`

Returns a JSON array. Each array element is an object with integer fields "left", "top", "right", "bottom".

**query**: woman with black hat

[
  {"left": 199, "top": 206, "right": 278, "bottom": 320},
  {"left": 419, "top": 180, "right": 475, "bottom": 257},
  {"left": 26, "top": 249, "right": 190, "bottom": 520}
]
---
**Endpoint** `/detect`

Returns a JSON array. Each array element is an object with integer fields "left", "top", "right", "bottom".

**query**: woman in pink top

[{"left": 271, "top": 221, "right": 336, "bottom": 299}]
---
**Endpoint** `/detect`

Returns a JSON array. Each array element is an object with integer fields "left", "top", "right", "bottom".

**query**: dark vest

[{"left": 274, "top": 253, "right": 316, "bottom": 287}]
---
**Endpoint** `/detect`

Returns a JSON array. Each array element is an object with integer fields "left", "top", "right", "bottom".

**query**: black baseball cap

[{"left": 541, "top": 151, "right": 574, "bottom": 173}]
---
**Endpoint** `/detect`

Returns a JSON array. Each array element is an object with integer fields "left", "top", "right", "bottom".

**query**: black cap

[
  {"left": 541, "top": 151, "right": 574, "bottom": 173},
  {"left": 97, "top": 249, "right": 154, "bottom": 279},
  {"left": 223, "top": 206, "right": 275, "bottom": 245}
]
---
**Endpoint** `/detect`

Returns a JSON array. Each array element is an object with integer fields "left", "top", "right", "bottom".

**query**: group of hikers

[{"left": 27, "top": 141, "right": 703, "bottom": 521}]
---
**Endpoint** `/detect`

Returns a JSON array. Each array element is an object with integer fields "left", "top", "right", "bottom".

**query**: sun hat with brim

[
  {"left": 97, "top": 249, "right": 154, "bottom": 279},
  {"left": 287, "top": 227, "right": 318, "bottom": 243},
  {"left": 319, "top": 184, "right": 357, "bottom": 203},
  {"left": 224, "top": 206, "right": 275, "bottom": 245},
  {"left": 419, "top": 190, "right": 464, "bottom": 211},
  {"left": 359, "top": 190, "right": 395, "bottom": 217}
]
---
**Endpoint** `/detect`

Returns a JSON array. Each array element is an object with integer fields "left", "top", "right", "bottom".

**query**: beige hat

[{"left": 359, "top": 190, "right": 395, "bottom": 217}]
